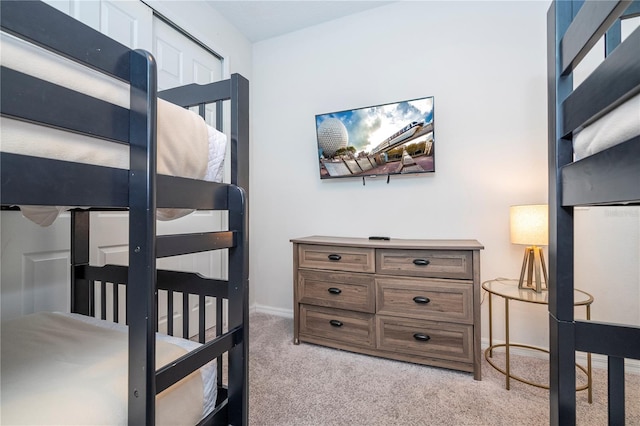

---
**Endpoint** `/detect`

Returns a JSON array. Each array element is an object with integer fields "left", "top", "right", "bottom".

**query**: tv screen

[{"left": 315, "top": 96, "right": 434, "bottom": 179}]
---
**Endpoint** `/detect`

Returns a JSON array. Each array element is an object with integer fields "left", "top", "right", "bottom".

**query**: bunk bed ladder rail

[{"left": 548, "top": 1, "right": 640, "bottom": 424}]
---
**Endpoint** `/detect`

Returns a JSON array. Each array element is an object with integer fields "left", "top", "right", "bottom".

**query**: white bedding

[
  {"left": 573, "top": 92, "right": 640, "bottom": 160},
  {"left": 1, "top": 312, "right": 217, "bottom": 425},
  {"left": 0, "top": 31, "right": 227, "bottom": 226}
]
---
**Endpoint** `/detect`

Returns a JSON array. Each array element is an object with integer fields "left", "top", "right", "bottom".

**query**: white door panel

[
  {"left": 1, "top": 212, "right": 71, "bottom": 321},
  {"left": 101, "top": 1, "right": 150, "bottom": 50},
  {"left": 156, "top": 36, "right": 184, "bottom": 89},
  {"left": 42, "top": 1, "right": 151, "bottom": 49},
  {"left": 42, "top": 1, "right": 100, "bottom": 30},
  {"left": 23, "top": 250, "right": 70, "bottom": 314},
  {"left": 153, "top": 18, "right": 222, "bottom": 91}
]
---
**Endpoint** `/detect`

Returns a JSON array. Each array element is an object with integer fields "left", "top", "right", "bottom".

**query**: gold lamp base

[{"left": 518, "top": 245, "right": 548, "bottom": 293}]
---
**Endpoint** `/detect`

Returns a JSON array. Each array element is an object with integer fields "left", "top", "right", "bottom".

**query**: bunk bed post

[
  {"left": 230, "top": 73, "right": 250, "bottom": 198},
  {"left": 547, "top": 1, "right": 577, "bottom": 425},
  {"left": 127, "top": 48, "right": 158, "bottom": 425},
  {"left": 71, "top": 210, "right": 92, "bottom": 316},
  {"left": 229, "top": 73, "right": 249, "bottom": 425},
  {"left": 227, "top": 186, "right": 249, "bottom": 426}
]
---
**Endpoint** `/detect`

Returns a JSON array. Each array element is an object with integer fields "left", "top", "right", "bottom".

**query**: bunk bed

[
  {"left": 547, "top": 1, "right": 640, "bottom": 424},
  {"left": 0, "top": 1, "right": 249, "bottom": 425}
]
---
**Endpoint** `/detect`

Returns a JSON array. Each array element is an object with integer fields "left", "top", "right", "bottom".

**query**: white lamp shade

[{"left": 510, "top": 204, "right": 548, "bottom": 246}]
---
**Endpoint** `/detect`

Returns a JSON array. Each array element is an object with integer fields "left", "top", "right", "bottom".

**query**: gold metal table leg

[
  {"left": 587, "top": 304, "right": 592, "bottom": 404},
  {"left": 488, "top": 291, "right": 493, "bottom": 358},
  {"left": 505, "top": 297, "right": 510, "bottom": 390}
]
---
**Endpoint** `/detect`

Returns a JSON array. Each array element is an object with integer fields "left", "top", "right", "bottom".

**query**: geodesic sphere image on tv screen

[
  {"left": 317, "top": 117, "right": 348, "bottom": 158},
  {"left": 315, "top": 96, "right": 434, "bottom": 179}
]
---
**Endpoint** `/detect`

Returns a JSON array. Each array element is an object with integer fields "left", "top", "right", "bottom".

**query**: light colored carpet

[{"left": 248, "top": 312, "right": 640, "bottom": 426}]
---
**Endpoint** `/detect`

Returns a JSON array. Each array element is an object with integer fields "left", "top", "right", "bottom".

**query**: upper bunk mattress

[
  {"left": 0, "top": 31, "right": 227, "bottom": 225},
  {"left": 0, "top": 311, "right": 216, "bottom": 425},
  {"left": 572, "top": 92, "right": 640, "bottom": 161}
]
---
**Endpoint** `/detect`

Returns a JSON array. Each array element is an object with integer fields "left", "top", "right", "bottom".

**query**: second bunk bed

[
  {"left": 0, "top": 1, "right": 249, "bottom": 424},
  {"left": 547, "top": 0, "right": 639, "bottom": 424}
]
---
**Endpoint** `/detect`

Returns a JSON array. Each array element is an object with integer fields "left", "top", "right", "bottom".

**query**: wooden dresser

[{"left": 291, "top": 236, "right": 484, "bottom": 380}]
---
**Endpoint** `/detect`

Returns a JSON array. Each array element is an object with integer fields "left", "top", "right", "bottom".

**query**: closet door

[{"left": 153, "top": 17, "right": 226, "bottom": 336}]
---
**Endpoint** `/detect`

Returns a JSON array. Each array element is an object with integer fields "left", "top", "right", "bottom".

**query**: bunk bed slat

[
  {"left": 157, "top": 231, "right": 236, "bottom": 258},
  {"left": 156, "top": 325, "right": 242, "bottom": 393},
  {"left": 157, "top": 272, "right": 228, "bottom": 299},
  {"left": 157, "top": 174, "right": 229, "bottom": 210},
  {"left": 113, "top": 283, "right": 119, "bottom": 322},
  {"left": 1, "top": 154, "right": 129, "bottom": 207},
  {"left": 79, "top": 264, "right": 230, "bottom": 299},
  {"left": 561, "top": 136, "right": 640, "bottom": 206},
  {"left": 575, "top": 320, "right": 640, "bottom": 359},
  {"left": 560, "top": 0, "right": 632, "bottom": 76},
  {"left": 167, "top": 290, "right": 175, "bottom": 336},
  {"left": 0, "top": 0, "right": 130, "bottom": 81},
  {"left": 100, "top": 283, "right": 107, "bottom": 320},
  {"left": 159, "top": 80, "right": 231, "bottom": 107},
  {"left": 562, "top": 26, "right": 640, "bottom": 135},
  {"left": 0, "top": 67, "right": 130, "bottom": 143},
  {"left": 199, "top": 295, "right": 206, "bottom": 343},
  {"left": 0, "top": 156, "right": 237, "bottom": 209},
  {"left": 183, "top": 295, "right": 190, "bottom": 339}
]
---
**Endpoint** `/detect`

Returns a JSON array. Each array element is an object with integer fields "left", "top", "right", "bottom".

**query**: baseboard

[
  {"left": 481, "top": 337, "right": 640, "bottom": 374},
  {"left": 250, "top": 303, "right": 293, "bottom": 319}
]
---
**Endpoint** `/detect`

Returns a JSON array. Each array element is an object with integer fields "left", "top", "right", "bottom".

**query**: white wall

[
  {"left": 250, "top": 1, "right": 552, "bottom": 342},
  {"left": 249, "top": 0, "right": 640, "bottom": 352}
]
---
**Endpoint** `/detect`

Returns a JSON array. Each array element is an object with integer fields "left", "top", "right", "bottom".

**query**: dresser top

[{"left": 290, "top": 235, "right": 484, "bottom": 250}]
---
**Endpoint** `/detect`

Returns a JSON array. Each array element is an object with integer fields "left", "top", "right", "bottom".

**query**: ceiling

[{"left": 205, "top": 1, "right": 394, "bottom": 43}]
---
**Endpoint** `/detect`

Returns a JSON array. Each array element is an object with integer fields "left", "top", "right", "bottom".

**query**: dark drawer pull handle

[
  {"left": 329, "top": 320, "right": 343, "bottom": 327},
  {"left": 413, "top": 296, "right": 431, "bottom": 304},
  {"left": 328, "top": 287, "right": 342, "bottom": 295},
  {"left": 328, "top": 254, "right": 342, "bottom": 261},
  {"left": 413, "top": 333, "right": 431, "bottom": 342},
  {"left": 413, "top": 259, "right": 430, "bottom": 266}
]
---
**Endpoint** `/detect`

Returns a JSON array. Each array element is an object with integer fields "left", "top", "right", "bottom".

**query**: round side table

[{"left": 482, "top": 278, "right": 593, "bottom": 403}]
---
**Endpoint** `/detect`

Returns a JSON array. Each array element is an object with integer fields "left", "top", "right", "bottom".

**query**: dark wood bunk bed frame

[
  {"left": 547, "top": 0, "right": 640, "bottom": 424},
  {"left": 0, "top": 1, "right": 249, "bottom": 425}
]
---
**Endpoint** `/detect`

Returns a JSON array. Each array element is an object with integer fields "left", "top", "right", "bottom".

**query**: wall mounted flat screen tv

[{"left": 315, "top": 96, "right": 434, "bottom": 179}]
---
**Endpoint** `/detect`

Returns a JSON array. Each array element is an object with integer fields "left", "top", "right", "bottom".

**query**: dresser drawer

[
  {"left": 376, "top": 249, "right": 473, "bottom": 279},
  {"left": 376, "top": 315, "right": 473, "bottom": 363},
  {"left": 376, "top": 277, "right": 473, "bottom": 323},
  {"left": 299, "top": 305, "right": 375, "bottom": 349},
  {"left": 298, "top": 244, "right": 375, "bottom": 273},
  {"left": 298, "top": 269, "right": 375, "bottom": 313}
]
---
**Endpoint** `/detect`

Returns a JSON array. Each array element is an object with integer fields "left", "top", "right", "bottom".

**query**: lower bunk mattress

[{"left": 1, "top": 312, "right": 217, "bottom": 425}]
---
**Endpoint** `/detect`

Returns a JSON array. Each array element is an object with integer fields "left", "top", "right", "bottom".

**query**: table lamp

[{"left": 510, "top": 204, "right": 548, "bottom": 292}]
